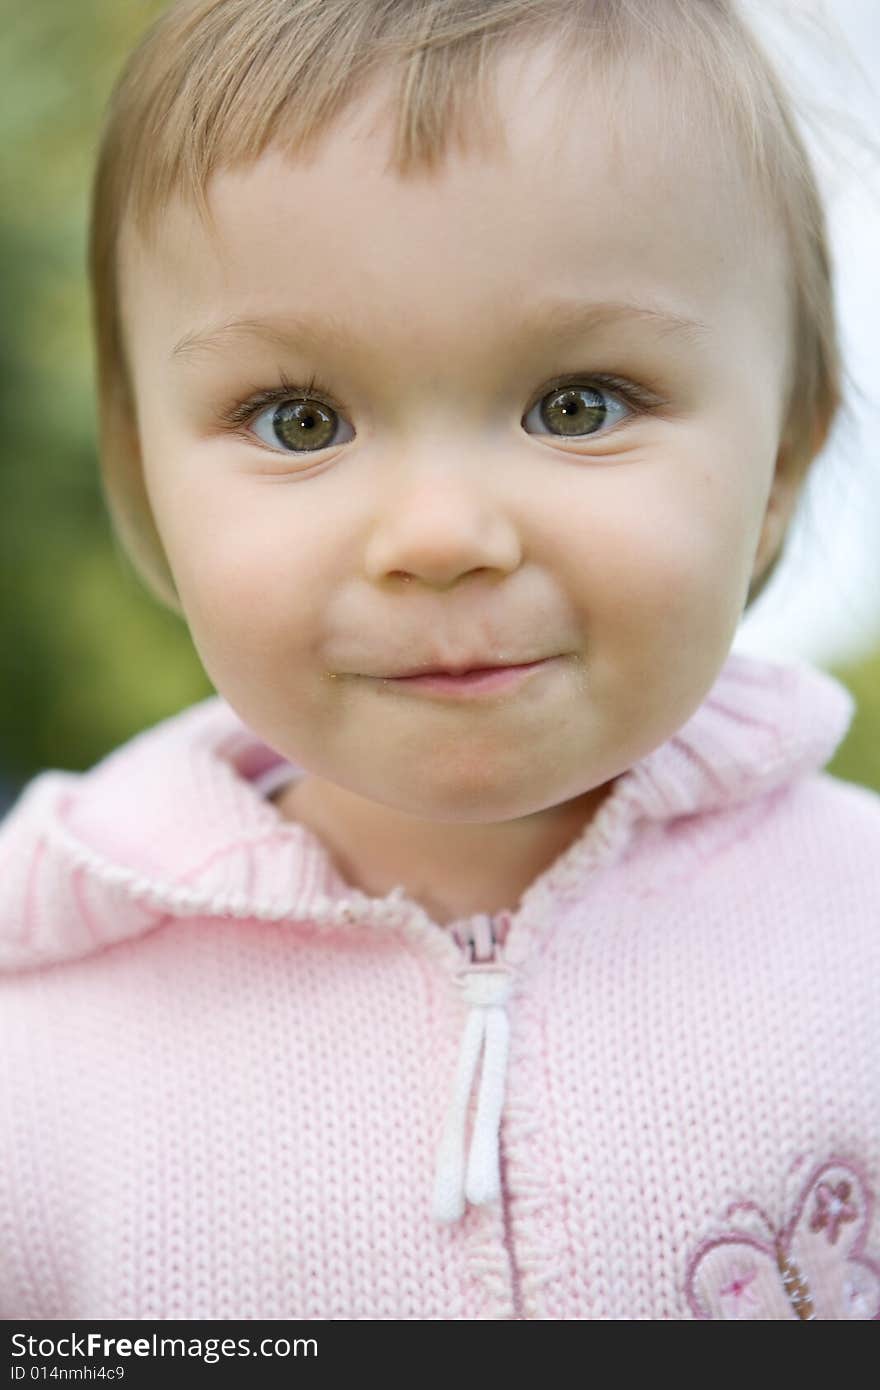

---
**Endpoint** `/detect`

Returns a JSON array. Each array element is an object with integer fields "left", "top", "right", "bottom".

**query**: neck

[{"left": 272, "top": 774, "right": 613, "bottom": 926}]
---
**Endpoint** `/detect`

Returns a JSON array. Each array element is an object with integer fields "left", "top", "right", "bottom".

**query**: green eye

[
  {"left": 523, "top": 382, "right": 629, "bottom": 438},
  {"left": 251, "top": 395, "right": 355, "bottom": 454}
]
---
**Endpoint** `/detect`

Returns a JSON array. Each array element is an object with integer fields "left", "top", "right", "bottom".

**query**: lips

[
  {"left": 388, "top": 661, "right": 542, "bottom": 679},
  {"left": 380, "top": 659, "right": 554, "bottom": 697}
]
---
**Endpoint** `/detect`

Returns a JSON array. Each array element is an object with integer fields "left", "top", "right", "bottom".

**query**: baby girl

[{"left": 1, "top": 0, "right": 877, "bottom": 1320}]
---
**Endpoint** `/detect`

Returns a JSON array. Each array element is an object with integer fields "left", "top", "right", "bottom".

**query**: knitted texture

[{"left": 0, "top": 650, "right": 878, "bottom": 1319}]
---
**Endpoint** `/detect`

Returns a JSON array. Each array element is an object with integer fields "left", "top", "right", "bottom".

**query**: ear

[
  {"left": 750, "top": 439, "right": 805, "bottom": 588},
  {"left": 104, "top": 376, "right": 156, "bottom": 548},
  {"left": 102, "top": 374, "right": 183, "bottom": 612},
  {"left": 749, "top": 406, "right": 829, "bottom": 591}
]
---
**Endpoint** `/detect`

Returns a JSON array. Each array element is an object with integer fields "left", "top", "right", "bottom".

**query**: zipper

[
  {"left": 454, "top": 910, "right": 525, "bottom": 1318},
  {"left": 499, "top": 1127, "right": 525, "bottom": 1320}
]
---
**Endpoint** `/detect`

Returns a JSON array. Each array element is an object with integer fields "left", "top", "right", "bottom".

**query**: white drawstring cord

[{"left": 432, "top": 967, "right": 512, "bottom": 1223}]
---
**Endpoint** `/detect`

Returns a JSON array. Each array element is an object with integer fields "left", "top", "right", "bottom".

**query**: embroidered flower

[
  {"left": 810, "top": 1181, "right": 858, "bottom": 1245},
  {"left": 842, "top": 1269, "right": 877, "bottom": 1318},
  {"left": 719, "top": 1263, "right": 759, "bottom": 1318}
]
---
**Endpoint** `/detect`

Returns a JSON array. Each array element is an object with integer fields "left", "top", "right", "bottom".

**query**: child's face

[{"left": 120, "top": 40, "right": 794, "bottom": 827}]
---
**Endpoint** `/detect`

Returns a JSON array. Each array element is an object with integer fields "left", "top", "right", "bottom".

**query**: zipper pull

[
  {"left": 454, "top": 911, "right": 512, "bottom": 1012},
  {"left": 454, "top": 907, "right": 513, "bottom": 962},
  {"left": 433, "top": 912, "right": 515, "bottom": 1223}
]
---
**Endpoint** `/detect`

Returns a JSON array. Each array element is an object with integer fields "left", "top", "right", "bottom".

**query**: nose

[
  {"left": 365, "top": 485, "right": 521, "bottom": 588},
  {"left": 363, "top": 460, "right": 523, "bottom": 589}
]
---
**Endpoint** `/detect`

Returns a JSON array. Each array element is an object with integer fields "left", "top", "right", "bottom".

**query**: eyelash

[
  {"left": 216, "top": 369, "right": 667, "bottom": 446},
  {"left": 218, "top": 371, "right": 342, "bottom": 429}
]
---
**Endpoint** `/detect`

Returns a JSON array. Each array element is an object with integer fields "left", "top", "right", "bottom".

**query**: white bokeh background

[{"left": 734, "top": 0, "right": 880, "bottom": 666}]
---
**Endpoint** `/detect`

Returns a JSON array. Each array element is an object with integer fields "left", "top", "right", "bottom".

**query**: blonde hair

[{"left": 88, "top": 0, "right": 844, "bottom": 615}]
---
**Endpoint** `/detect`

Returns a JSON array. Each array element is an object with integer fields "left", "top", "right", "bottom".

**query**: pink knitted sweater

[{"left": 1, "top": 650, "right": 879, "bottom": 1320}]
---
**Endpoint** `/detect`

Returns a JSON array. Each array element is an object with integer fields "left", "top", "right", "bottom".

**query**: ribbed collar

[{"left": 0, "top": 651, "right": 854, "bottom": 971}]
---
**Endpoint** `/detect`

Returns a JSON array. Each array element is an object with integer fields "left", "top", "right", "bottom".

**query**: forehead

[{"left": 119, "top": 35, "right": 785, "bottom": 366}]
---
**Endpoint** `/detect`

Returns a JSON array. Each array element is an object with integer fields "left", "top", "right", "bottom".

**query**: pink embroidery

[
  {"left": 719, "top": 1264, "right": 759, "bottom": 1317},
  {"left": 811, "top": 1181, "right": 858, "bottom": 1245},
  {"left": 685, "top": 1156, "right": 880, "bottom": 1320}
]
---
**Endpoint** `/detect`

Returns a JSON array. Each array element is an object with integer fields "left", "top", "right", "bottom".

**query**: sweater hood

[{"left": 0, "top": 651, "right": 855, "bottom": 973}]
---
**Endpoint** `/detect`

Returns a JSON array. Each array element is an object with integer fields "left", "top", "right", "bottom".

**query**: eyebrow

[{"left": 170, "top": 297, "right": 709, "bottom": 363}]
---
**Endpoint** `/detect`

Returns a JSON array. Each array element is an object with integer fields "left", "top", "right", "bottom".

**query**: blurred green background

[
  {"left": 0, "top": 0, "right": 214, "bottom": 814},
  {"left": 0, "top": 0, "right": 878, "bottom": 815}
]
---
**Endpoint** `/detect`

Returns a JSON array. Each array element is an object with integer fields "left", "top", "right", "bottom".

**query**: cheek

[
  {"left": 143, "top": 461, "right": 322, "bottom": 658},
  {"left": 564, "top": 454, "right": 762, "bottom": 638}
]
